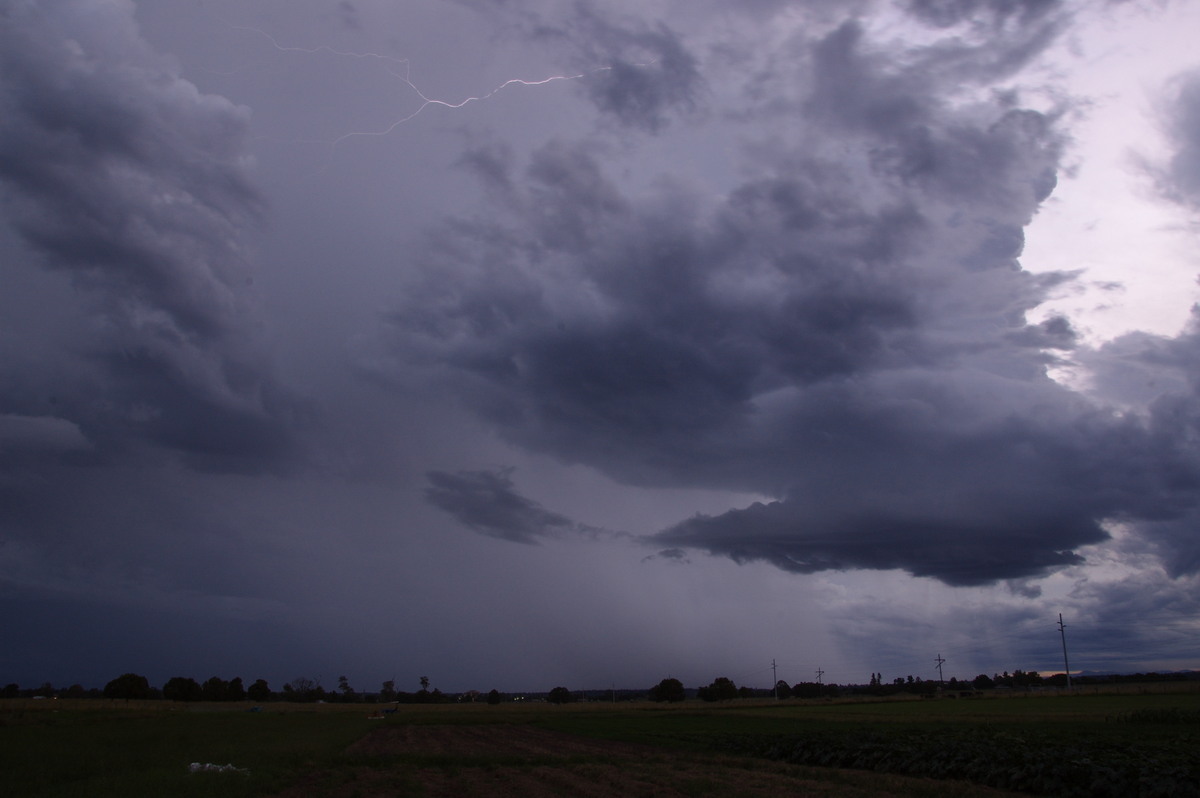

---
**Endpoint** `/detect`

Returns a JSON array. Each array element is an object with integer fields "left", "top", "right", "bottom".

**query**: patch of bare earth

[{"left": 272, "top": 724, "right": 1030, "bottom": 797}]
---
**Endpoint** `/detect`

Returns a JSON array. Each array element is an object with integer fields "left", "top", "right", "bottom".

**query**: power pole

[
  {"left": 815, "top": 667, "right": 824, "bottom": 685},
  {"left": 934, "top": 654, "right": 946, "bottom": 685},
  {"left": 772, "top": 659, "right": 778, "bottom": 699},
  {"left": 1058, "top": 614, "right": 1072, "bottom": 689}
]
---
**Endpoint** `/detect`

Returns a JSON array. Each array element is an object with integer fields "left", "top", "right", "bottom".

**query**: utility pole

[
  {"left": 935, "top": 654, "right": 946, "bottom": 685},
  {"left": 815, "top": 667, "right": 824, "bottom": 685},
  {"left": 1058, "top": 613, "right": 1072, "bottom": 689},
  {"left": 772, "top": 659, "right": 778, "bottom": 699}
]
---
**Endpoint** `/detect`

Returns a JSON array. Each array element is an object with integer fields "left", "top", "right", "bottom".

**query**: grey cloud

[
  {"left": 379, "top": 7, "right": 1200, "bottom": 586},
  {"left": 0, "top": 414, "right": 90, "bottom": 454},
  {"left": 904, "top": 0, "right": 1061, "bottom": 29},
  {"left": 1159, "top": 69, "right": 1200, "bottom": 208},
  {"left": 538, "top": 6, "right": 702, "bottom": 132},
  {"left": 0, "top": 0, "right": 297, "bottom": 472},
  {"left": 336, "top": 1, "right": 361, "bottom": 30},
  {"left": 656, "top": 501, "right": 1088, "bottom": 586},
  {"left": 1005, "top": 314, "right": 1077, "bottom": 350},
  {"left": 425, "top": 468, "right": 578, "bottom": 543},
  {"left": 642, "top": 547, "right": 690, "bottom": 564},
  {"left": 1065, "top": 568, "right": 1200, "bottom": 668}
]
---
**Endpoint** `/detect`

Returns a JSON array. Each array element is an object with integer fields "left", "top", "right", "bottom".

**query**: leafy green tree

[
  {"left": 648, "top": 677, "right": 685, "bottom": 702},
  {"left": 104, "top": 673, "right": 151, "bottom": 701},
  {"left": 547, "top": 686, "right": 573, "bottom": 704},
  {"left": 247, "top": 679, "right": 271, "bottom": 702},
  {"left": 163, "top": 676, "right": 203, "bottom": 702}
]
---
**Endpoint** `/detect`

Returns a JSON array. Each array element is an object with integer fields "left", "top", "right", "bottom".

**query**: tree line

[{"left": 6, "top": 668, "right": 1194, "bottom": 704}]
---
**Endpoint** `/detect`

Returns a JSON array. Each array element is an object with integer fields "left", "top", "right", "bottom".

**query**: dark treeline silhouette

[{"left": 5, "top": 669, "right": 1196, "bottom": 704}]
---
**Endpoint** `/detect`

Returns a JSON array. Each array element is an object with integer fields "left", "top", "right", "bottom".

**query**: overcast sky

[{"left": 3, "top": 0, "right": 1200, "bottom": 694}]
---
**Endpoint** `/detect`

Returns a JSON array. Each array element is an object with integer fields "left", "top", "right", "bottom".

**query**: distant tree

[
  {"left": 380, "top": 680, "right": 397, "bottom": 702},
  {"left": 227, "top": 677, "right": 246, "bottom": 701},
  {"left": 163, "top": 676, "right": 203, "bottom": 702},
  {"left": 648, "top": 677, "right": 686, "bottom": 703},
  {"left": 64, "top": 684, "right": 88, "bottom": 699},
  {"left": 287, "top": 677, "right": 321, "bottom": 702},
  {"left": 698, "top": 677, "right": 738, "bottom": 702},
  {"left": 247, "top": 679, "right": 271, "bottom": 702},
  {"left": 972, "top": 674, "right": 995, "bottom": 690},
  {"left": 775, "top": 680, "right": 792, "bottom": 699},
  {"left": 35, "top": 682, "right": 55, "bottom": 698},
  {"left": 104, "top": 673, "right": 151, "bottom": 702},
  {"left": 202, "top": 676, "right": 230, "bottom": 701},
  {"left": 1011, "top": 669, "right": 1042, "bottom": 688},
  {"left": 547, "top": 686, "right": 574, "bottom": 704},
  {"left": 2, "top": 683, "right": 18, "bottom": 699},
  {"left": 487, "top": 689, "right": 502, "bottom": 705},
  {"left": 419, "top": 676, "right": 430, "bottom": 692},
  {"left": 337, "top": 675, "right": 357, "bottom": 702}
]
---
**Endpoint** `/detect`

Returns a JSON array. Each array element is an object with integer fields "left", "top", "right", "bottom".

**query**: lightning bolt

[{"left": 225, "top": 23, "right": 610, "bottom": 146}]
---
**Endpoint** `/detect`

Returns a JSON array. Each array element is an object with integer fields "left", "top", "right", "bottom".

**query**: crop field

[{"left": 3, "top": 687, "right": 1199, "bottom": 797}]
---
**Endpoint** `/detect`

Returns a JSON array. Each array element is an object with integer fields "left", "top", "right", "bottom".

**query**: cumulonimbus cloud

[
  {"left": 0, "top": 0, "right": 298, "bottom": 474},
  {"left": 382, "top": 7, "right": 1200, "bottom": 585}
]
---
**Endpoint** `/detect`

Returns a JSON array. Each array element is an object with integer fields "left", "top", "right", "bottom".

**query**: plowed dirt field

[{"left": 272, "top": 724, "right": 1029, "bottom": 797}]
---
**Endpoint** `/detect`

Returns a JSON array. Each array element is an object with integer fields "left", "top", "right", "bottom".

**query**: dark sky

[{"left": 2, "top": 0, "right": 1200, "bottom": 694}]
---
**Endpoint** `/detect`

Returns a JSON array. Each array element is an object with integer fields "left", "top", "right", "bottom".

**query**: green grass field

[{"left": 3, "top": 687, "right": 1199, "bottom": 797}]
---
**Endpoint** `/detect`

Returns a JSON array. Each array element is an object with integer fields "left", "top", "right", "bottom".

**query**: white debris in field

[{"left": 188, "top": 762, "right": 248, "bottom": 773}]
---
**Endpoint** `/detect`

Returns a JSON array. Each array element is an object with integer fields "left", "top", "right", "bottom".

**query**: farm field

[{"left": 3, "top": 687, "right": 1199, "bottom": 797}]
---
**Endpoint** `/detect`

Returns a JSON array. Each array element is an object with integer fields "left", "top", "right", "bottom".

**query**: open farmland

[{"left": 3, "top": 687, "right": 1199, "bottom": 797}]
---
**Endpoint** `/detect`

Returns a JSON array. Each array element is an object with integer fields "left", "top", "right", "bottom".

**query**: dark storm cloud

[
  {"left": 381, "top": 4, "right": 1200, "bottom": 586},
  {"left": 904, "top": 0, "right": 1060, "bottom": 29},
  {"left": 336, "top": 1, "right": 362, "bottom": 30},
  {"left": 893, "top": 1, "right": 1068, "bottom": 84},
  {"left": 532, "top": 5, "right": 702, "bottom": 132},
  {"left": 1159, "top": 69, "right": 1200, "bottom": 208},
  {"left": 424, "top": 468, "right": 578, "bottom": 543},
  {"left": 642, "top": 548, "right": 690, "bottom": 564},
  {"left": 0, "top": 0, "right": 296, "bottom": 472}
]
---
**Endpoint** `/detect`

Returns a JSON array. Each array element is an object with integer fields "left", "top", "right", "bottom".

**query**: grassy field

[{"left": 3, "top": 687, "right": 1199, "bottom": 796}]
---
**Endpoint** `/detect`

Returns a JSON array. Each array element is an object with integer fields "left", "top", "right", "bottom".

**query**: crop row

[{"left": 710, "top": 727, "right": 1199, "bottom": 798}]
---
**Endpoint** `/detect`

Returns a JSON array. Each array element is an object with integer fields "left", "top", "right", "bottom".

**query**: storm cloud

[
  {"left": 425, "top": 468, "right": 580, "bottom": 543},
  {"left": 4, "top": 0, "right": 1199, "bottom": 690},
  {"left": 0, "top": 0, "right": 296, "bottom": 473},
  {"left": 377, "top": 4, "right": 1200, "bottom": 587}
]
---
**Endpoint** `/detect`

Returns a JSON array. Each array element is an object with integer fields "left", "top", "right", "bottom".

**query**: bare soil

[{"left": 272, "top": 723, "right": 1030, "bottom": 797}]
